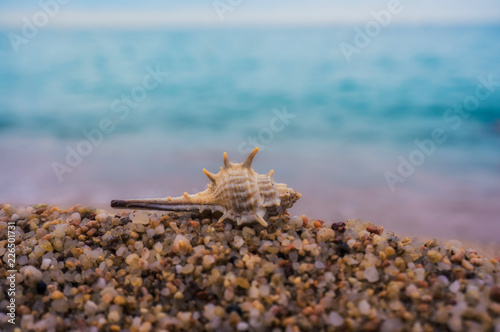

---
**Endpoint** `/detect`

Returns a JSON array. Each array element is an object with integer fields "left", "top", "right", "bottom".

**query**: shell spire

[
  {"left": 203, "top": 168, "right": 217, "bottom": 183},
  {"left": 223, "top": 152, "right": 232, "bottom": 168},
  {"left": 242, "top": 147, "right": 259, "bottom": 168},
  {"left": 111, "top": 148, "right": 301, "bottom": 227}
]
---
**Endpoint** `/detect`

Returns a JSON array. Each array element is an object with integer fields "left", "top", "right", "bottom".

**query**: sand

[{"left": 0, "top": 204, "right": 499, "bottom": 331}]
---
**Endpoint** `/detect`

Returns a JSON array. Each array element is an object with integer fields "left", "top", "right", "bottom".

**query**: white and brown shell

[{"left": 111, "top": 147, "right": 301, "bottom": 226}]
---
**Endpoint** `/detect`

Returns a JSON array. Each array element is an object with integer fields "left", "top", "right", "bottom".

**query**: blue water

[{"left": 1, "top": 25, "right": 499, "bottom": 242}]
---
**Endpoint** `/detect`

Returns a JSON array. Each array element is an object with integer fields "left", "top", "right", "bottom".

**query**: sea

[{"left": 1, "top": 25, "right": 499, "bottom": 244}]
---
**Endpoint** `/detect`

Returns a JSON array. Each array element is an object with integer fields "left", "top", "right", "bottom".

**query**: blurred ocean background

[{"left": 0, "top": 1, "right": 499, "bottom": 245}]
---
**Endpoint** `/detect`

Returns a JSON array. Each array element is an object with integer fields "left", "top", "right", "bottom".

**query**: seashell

[{"left": 111, "top": 147, "right": 301, "bottom": 227}]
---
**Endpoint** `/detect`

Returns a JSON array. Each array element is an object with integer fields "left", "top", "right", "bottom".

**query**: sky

[{"left": 0, "top": 0, "right": 499, "bottom": 28}]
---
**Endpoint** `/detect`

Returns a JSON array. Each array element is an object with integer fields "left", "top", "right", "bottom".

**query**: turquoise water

[{"left": 1, "top": 26, "right": 499, "bottom": 242}]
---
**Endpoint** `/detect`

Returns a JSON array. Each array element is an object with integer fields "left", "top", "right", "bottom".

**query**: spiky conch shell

[{"left": 111, "top": 147, "right": 301, "bottom": 227}]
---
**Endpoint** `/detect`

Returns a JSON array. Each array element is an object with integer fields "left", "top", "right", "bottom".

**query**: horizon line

[{"left": 1, "top": 9, "right": 500, "bottom": 29}]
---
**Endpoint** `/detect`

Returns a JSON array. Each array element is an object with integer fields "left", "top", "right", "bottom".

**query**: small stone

[
  {"left": 364, "top": 266, "right": 379, "bottom": 282},
  {"left": 41, "top": 258, "right": 52, "bottom": 270},
  {"left": 110, "top": 325, "right": 121, "bottom": 332},
  {"left": 249, "top": 286, "right": 259, "bottom": 299},
  {"left": 108, "top": 310, "right": 121, "bottom": 323},
  {"left": 202, "top": 255, "right": 216, "bottom": 270},
  {"left": 153, "top": 242, "right": 163, "bottom": 253},
  {"left": 52, "top": 299, "right": 68, "bottom": 313},
  {"left": 130, "top": 211, "right": 149, "bottom": 224},
  {"left": 95, "top": 213, "right": 109, "bottom": 222},
  {"left": 490, "top": 285, "right": 500, "bottom": 302},
  {"left": 462, "top": 260, "right": 474, "bottom": 271},
  {"left": 23, "top": 266, "right": 43, "bottom": 287},
  {"left": 381, "top": 318, "right": 403, "bottom": 332},
  {"left": 237, "top": 322, "right": 249, "bottom": 331},
  {"left": 331, "top": 222, "right": 346, "bottom": 232},
  {"left": 125, "top": 253, "right": 140, "bottom": 268},
  {"left": 451, "top": 253, "right": 464, "bottom": 263},
  {"left": 242, "top": 226, "right": 255, "bottom": 238},
  {"left": 154, "top": 225, "right": 165, "bottom": 234},
  {"left": 52, "top": 224, "right": 68, "bottom": 238},
  {"left": 233, "top": 235, "right": 245, "bottom": 248},
  {"left": 236, "top": 278, "right": 250, "bottom": 289},
  {"left": 427, "top": 250, "right": 443, "bottom": 263},
  {"left": 65, "top": 257, "right": 80, "bottom": 270},
  {"left": 313, "top": 219, "right": 324, "bottom": 228},
  {"left": 226, "top": 304, "right": 242, "bottom": 316},
  {"left": 36, "top": 281, "right": 47, "bottom": 294},
  {"left": 172, "top": 234, "right": 192, "bottom": 254},
  {"left": 338, "top": 242, "right": 350, "bottom": 256},
  {"left": 366, "top": 225, "right": 383, "bottom": 235},
  {"left": 180, "top": 263, "right": 194, "bottom": 274},
  {"left": 314, "top": 261, "right": 325, "bottom": 269},
  {"left": 358, "top": 300, "right": 371, "bottom": 315},
  {"left": 224, "top": 287, "right": 234, "bottom": 301},
  {"left": 470, "top": 257, "right": 483, "bottom": 266},
  {"left": 289, "top": 216, "right": 303, "bottom": 228},
  {"left": 17, "top": 255, "right": 28, "bottom": 266},
  {"left": 51, "top": 290, "right": 64, "bottom": 300},
  {"left": 292, "top": 239, "right": 303, "bottom": 250},
  {"left": 84, "top": 301, "right": 98, "bottom": 316},
  {"left": 316, "top": 228, "right": 335, "bottom": 242},
  {"left": 327, "top": 311, "right": 344, "bottom": 327},
  {"left": 70, "top": 212, "right": 81, "bottom": 223},
  {"left": 449, "top": 280, "right": 460, "bottom": 293},
  {"left": 113, "top": 295, "right": 125, "bottom": 306},
  {"left": 385, "top": 247, "right": 395, "bottom": 257}
]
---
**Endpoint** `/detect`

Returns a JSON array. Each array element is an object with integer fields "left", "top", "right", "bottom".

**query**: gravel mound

[{"left": 0, "top": 204, "right": 499, "bottom": 331}]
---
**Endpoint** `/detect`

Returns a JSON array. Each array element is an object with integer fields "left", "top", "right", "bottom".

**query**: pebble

[
  {"left": 289, "top": 216, "right": 303, "bottom": 228},
  {"left": 36, "top": 281, "right": 47, "bottom": 294},
  {"left": 113, "top": 296, "right": 125, "bottom": 306},
  {"left": 95, "top": 213, "right": 109, "bottom": 222},
  {"left": 314, "top": 261, "right": 326, "bottom": 269},
  {"left": 384, "top": 246, "right": 396, "bottom": 257},
  {"left": 84, "top": 301, "right": 98, "bottom": 316},
  {"left": 51, "top": 290, "right": 64, "bottom": 300},
  {"left": 236, "top": 278, "right": 250, "bottom": 289},
  {"left": 490, "top": 286, "right": 500, "bottom": 302},
  {"left": 52, "top": 298, "right": 68, "bottom": 313},
  {"left": 427, "top": 250, "right": 443, "bottom": 263},
  {"left": 327, "top": 311, "right": 344, "bottom": 327},
  {"left": 172, "top": 234, "right": 192, "bottom": 254},
  {"left": 237, "top": 322, "right": 249, "bottom": 331},
  {"left": 41, "top": 258, "right": 52, "bottom": 270},
  {"left": 130, "top": 211, "right": 149, "bottom": 224},
  {"left": 69, "top": 212, "right": 81, "bottom": 223},
  {"left": 462, "top": 259, "right": 474, "bottom": 271},
  {"left": 316, "top": 228, "right": 335, "bottom": 242},
  {"left": 358, "top": 300, "right": 371, "bottom": 315},
  {"left": 366, "top": 225, "right": 383, "bottom": 235},
  {"left": 180, "top": 263, "right": 194, "bottom": 274},
  {"left": 364, "top": 266, "right": 379, "bottom": 282},
  {"left": 202, "top": 255, "right": 216, "bottom": 270},
  {"left": 23, "top": 266, "right": 43, "bottom": 287},
  {"left": 449, "top": 280, "right": 461, "bottom": 293}
]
